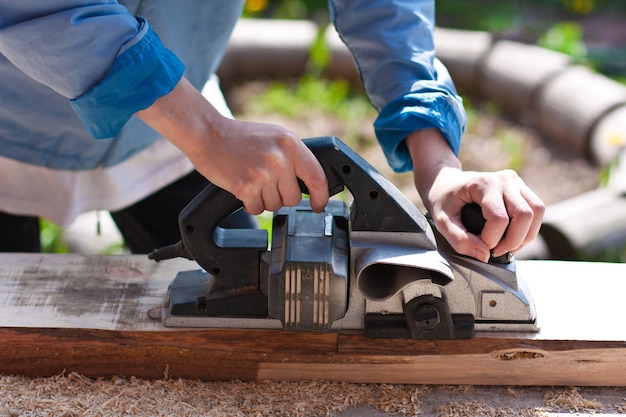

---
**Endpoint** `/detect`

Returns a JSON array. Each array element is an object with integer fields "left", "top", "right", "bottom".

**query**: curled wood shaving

[{"left": 496, "top": 351, "right": 545, "bottom": 361}]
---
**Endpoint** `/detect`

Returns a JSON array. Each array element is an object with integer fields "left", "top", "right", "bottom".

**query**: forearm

[{"left": 407, "top": 128, "right": 462, "bottom": 210}]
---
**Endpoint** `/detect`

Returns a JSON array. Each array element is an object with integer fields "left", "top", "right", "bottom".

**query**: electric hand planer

[{"left": 149, "top": 136, "right": 538, "bottom": 340}]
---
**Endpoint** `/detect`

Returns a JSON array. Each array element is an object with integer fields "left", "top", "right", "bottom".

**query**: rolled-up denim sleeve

[
  {"left": 70, "top": 20, "right": 184, "bottom": 138},
  {"left": 328, "top": 0, "right": 466, "bottom": 172},
  {"left": 0, "top": 1, "right": 184, "bottom": 139}
]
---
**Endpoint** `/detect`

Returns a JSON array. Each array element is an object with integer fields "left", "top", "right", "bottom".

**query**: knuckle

[
  {"left": 510, "top": 203, "right": 540, "bottom": 225},
  {"left": 516, "top": 206, "right": 535, "bottom": 222},
  {"left": 532, "top": 200, "right": 546, "bottom": 218},
  {"left": 466, "top": 176, "right": 490, "bottom": 194},
  {"left": 274, "top": 131, "right": 300, "bottom": 151},
  {"left": 493, "top": 210, "right": 511, "bottom": 224}
]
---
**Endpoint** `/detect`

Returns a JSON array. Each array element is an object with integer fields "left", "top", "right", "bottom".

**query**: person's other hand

[
  {"left": 423, "top": 166, "right": 544, "bottom": 262},
  {"left": 408, "top": 128, "right": 544, "bottom": 262}
]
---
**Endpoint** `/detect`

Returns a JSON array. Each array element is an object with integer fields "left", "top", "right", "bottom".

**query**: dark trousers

[{"left": 0, "top": 171, "right": 255, "bottom": 254}]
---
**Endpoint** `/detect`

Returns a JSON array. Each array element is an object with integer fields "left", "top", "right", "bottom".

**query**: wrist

[
  {"left": 136, "top": 77, "right": 221, "bottom": 163},
  {"left": 407, "top": 128, "right": 461, "bottom": 203}
]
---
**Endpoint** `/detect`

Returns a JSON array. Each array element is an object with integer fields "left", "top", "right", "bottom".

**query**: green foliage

[
  {"left": 461, "top": 96, "right": 479, "bottom": 131},
  {"left": 39, "top": 219, "right": 68, "bottom": 253},
  {"left": 538, "top": 22, "right": 588, "bottom": 63},
  {"left": 256, "top": 212, "right": 274, "bottom": 233},
  {"left": 39, "top": 218, "right": 128, "bottom": 254},
  {"left": 494, "top": 129, "right": 527, "bottom": 172},
  {"left": 100, "top": 242, "right": 127, "bottom": 255},
  {"left": 435, "top": 0, "right": 535, "bottom": 33},
  {"left": 307, "top": 24, "right": 331, "bottom": 77},
  {"left": 251, "top": 76, "right": 347, "bottom": 116},
  {"left": 247, "top": 75, "right": 375, "bottom": 148}
]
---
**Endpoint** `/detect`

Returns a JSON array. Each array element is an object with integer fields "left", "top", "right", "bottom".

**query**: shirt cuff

[
  {"left": 70, "top": 17, "right": 185, "bottom": 139},
  {"left": 373, "top": 92, "right": 466, "bottom": 173}
]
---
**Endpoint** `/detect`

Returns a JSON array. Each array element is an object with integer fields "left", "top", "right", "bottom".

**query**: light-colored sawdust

[
  {"left": 2, "top": 374, "right": 625, "bottom": 417},
  {"left": 435, "top": 386, "right": 613, "bottom": 417},
  {"left": 0, "top": 373, "right": 426, "bottom": 417},
  {"left": 434, "top": 400, "right": 540, "bottom": 417}
]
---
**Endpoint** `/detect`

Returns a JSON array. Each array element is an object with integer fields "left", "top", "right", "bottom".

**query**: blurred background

[{"left": 243, "top": 0, "right": 626, "bottom": 80}]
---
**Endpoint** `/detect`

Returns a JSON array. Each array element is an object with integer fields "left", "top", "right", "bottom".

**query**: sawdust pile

[
  {"left": 0, "top": 373, "right": 425, "bottom": 417},
  {"left": 1, "top": 374, "right": 623, "bottom": 417}
]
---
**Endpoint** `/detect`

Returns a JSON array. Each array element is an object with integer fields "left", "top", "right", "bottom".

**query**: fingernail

[{"left": 492, "top": 249, "right": 509, "bottom": 258}]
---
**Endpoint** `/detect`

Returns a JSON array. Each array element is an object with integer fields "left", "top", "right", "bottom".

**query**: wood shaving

[
  {"left": 437, "top": 385, "right": 473, "bottom": 394},
  {"left": 542, "top": 387, "right": 604, "bottom": 413},
  {"left": 496, "top": 351, "right": 545, "bottom": 361}
]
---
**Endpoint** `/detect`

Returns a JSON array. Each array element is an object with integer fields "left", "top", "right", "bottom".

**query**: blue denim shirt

[{"left": 0, "top": 0, "right": 465, "bottom": 173}]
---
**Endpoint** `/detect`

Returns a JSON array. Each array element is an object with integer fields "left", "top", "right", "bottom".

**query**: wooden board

[{"left": 0, "top": 253, "right": 625, "bottom": 386}]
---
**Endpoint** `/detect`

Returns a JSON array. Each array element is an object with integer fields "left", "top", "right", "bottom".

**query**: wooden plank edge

[{"left": 1, "top": 327, "right": 624, "bottom": 386}]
